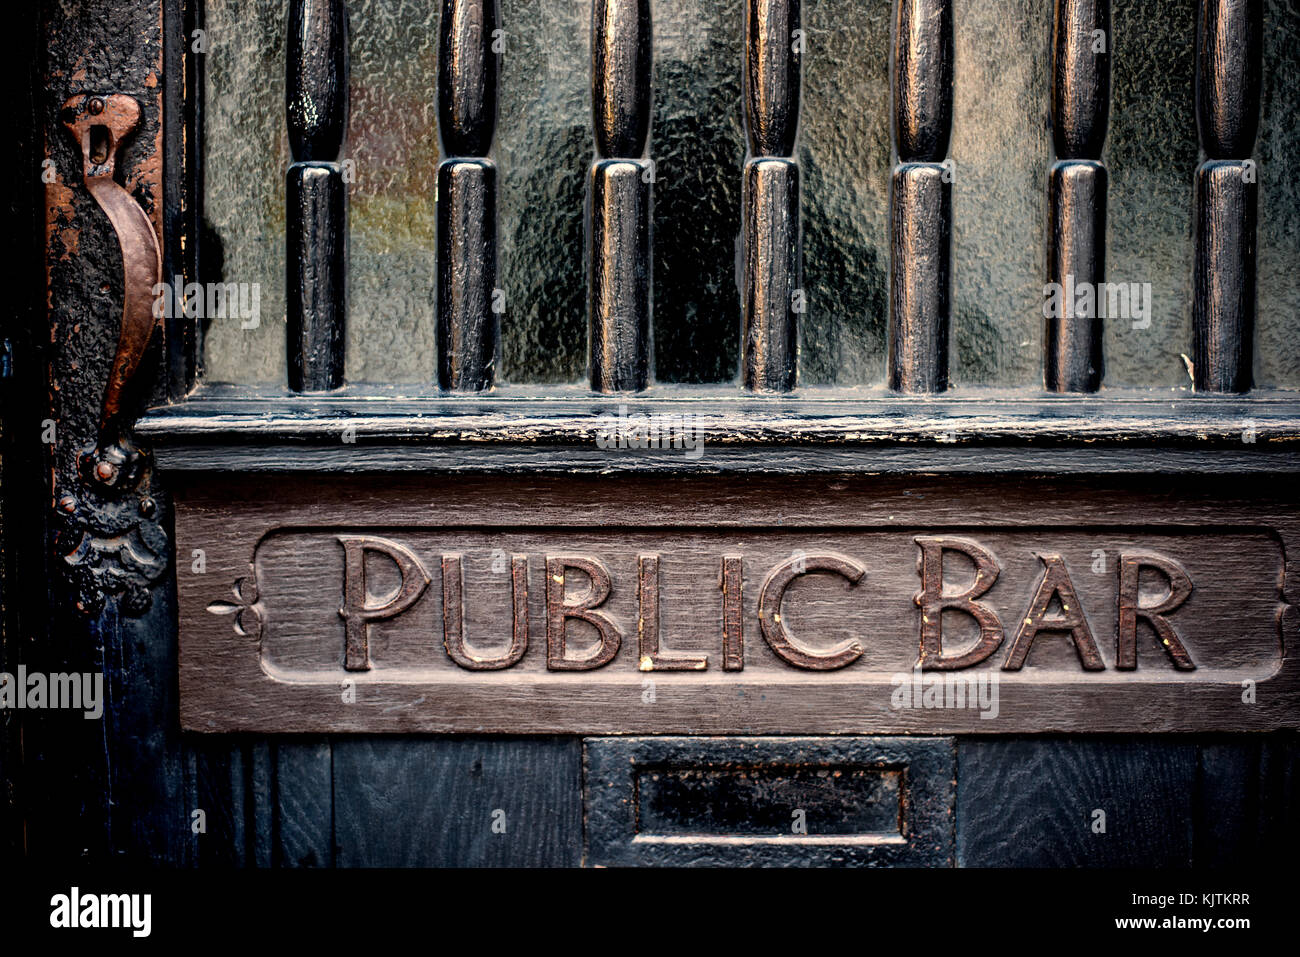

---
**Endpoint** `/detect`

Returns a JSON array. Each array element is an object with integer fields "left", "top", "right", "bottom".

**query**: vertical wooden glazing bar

[
  {"left": 889, "top": 0, "right": 953, "bottom": 393},
  {"left": 588, "top": 0, "right": 653, "bottom": 393},
  {"left": 438, "top": 0, "right": 500, "bottom": 391},
  {"left": 1052, "top": 0, "right": 1109, "bottom": 161},
  {"left": 1193, "top": 0, "right": 1261, "bottom": 393},
  {"left": 1045, "top": 0, "right": 1109, "bottom": 392},
  {"left": 1046, "top": 162, "right": 1106, "bottom": 391},
  {"left": 286, "top": 0, "right": 348, "bottom": 392},
  {"left": 742, "top": 0, "right": 801, "bottom": 392}
]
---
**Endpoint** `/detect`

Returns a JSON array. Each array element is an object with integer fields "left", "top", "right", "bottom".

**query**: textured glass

[
  {"left": 798, "top": 0, "right": 892, "bottom": 385},
  {"left": 1256, "top": 0, "right": 1300, "bottom": 389},
  {"left": 496, "top": 0, "right": 589, "bottom": 383},
  {"left": 202, "top": 0, "right": 287, "bottom": 385},
  {"left": 950, "top": 0, "right": 1051, "bottom": 386},
  {"left": 345, "top": 1, "right": 440, "bottom": 383},
  {"left": 651, "top": 0, "right": 745, "bottom": 384},
  {"left": 201, "top": 0, "right": 1299, "bottom": 389},
  {"left": 1103, "top": 0, "right": 1198, "bottom": 389},
  {"left": 203, "top": 0, "right": 439, "bottom": 386}
]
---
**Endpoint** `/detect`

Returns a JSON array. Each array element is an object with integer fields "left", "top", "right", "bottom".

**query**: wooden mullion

[
  {"left": 1193, "top": 0, "right": 1262, "bottom": 394},
  {"left": 1045, "top": 0, "right": 1109, "bottom": 393},
  {"left": 437, "top": 0, "right": 501, "bottom": 392},
  {"left": 587, "top": 0, "right": 653, "bottom": 393},
  {"left": 286, "top": 0, "right": 349, "bottom": 392},
  {"left": 742, "top": 0, "right": 802, "bottom": 393},
  {"left": 889, "top": 0, "right": 954, "bottom": 394}
]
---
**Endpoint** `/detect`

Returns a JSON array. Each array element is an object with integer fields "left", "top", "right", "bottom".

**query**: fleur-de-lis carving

[{"left": 207, "top": 574, "right": 263, "bottom": 641}]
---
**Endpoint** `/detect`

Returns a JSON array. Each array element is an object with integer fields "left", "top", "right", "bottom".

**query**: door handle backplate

[
  {"left": 61, "top": 92, "right": 163, "bottom": 490},
  {"left": 53, "top": 92, "right": 169, "bottom": 617}
]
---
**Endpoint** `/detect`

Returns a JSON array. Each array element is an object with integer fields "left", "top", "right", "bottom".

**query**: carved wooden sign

[{"left": 176, "top": 475, "right": 1299, "bottom": 732}]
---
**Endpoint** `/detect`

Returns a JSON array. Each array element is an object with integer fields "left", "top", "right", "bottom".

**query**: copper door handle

[{"left": 61, "top": 93, "right": 163, "bottom": 489}]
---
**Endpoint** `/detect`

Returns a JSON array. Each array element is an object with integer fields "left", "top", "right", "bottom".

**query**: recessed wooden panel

[
  {"left": 583, "top": 736, "right": 955, "bottom": 866},
  {"left": 175, "top": 474, "right": 1299, "bottom": 733}
]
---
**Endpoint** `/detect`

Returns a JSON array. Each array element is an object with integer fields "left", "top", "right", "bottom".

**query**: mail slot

[{"left": 584, "top": 736, "right": 956, "bottom": 866}]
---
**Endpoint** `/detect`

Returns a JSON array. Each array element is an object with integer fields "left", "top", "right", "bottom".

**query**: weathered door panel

[{"left": 12, "top": 0, "right": 1300, "bottom": 870}]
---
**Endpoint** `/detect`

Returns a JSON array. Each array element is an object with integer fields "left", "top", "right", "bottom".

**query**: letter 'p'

[{"left": 338, "top": 536, "right": 432, "bottom": 671}]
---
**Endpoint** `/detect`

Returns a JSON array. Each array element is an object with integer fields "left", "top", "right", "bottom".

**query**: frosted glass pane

[{"left": 200, "top": 0, "right": 1300, "bottom": 389}]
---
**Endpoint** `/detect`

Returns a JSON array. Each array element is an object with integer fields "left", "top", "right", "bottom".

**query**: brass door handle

[{"left": 61, "top": 93, "right": 163, "bottom": 489}]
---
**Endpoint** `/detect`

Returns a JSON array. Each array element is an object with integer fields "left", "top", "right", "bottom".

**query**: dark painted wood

[
  {"left": 167, "top": 0, "right": 201, "bottom": 396},
  {"left": 1254, "top": 734, "right": 1300, "bottom": 861},
  {"left": 105, "top": 590, "right": 193, "bottom": 860},
  {"left": 1193, "top": 160, "right": 1256, "bottom": 393},
  {"left": 1193, "top": 734, "right": 1300, "bottom": 867},
  {"left": 1052, "top": 0, "right": 1110, "bottom": 160},
  {"left": 591, "top": 0, "right": 652, "bottom": 161},
  {"left": 957, "top": 738, "right": 1198, "bottom": 866},
  {"left": 1046, "top": 161, "right": 1106, "bottom": 392},
  {"left": 889, "top": 3, "right": 954, "bottom": 391},
  {"left": 189, "top": 742, "right": 250, "bottom": 867},
  {"left": 287, "top": 164, "right": 347, "bottom": 392},
  {"left": 742, "top": 158, "right": 800, "bottom": 392},
  {"left": 21, "top": 0, "right": 1300, "bottom": 874},
  {"left": 438, "top": 0, "right": 499, "bottom": 158},
  {"left": 894, "top": 0, "right": 953, "bottom": 163},
  {"left": 889, "top": 164, "right": 951, "bottom": 393},
  {"left": 1192, "top": 1, "right": 1259, "bottom": 394},
  {"left": 745, "top": 0, "right": 801, "bottom": 158},
  {"left": 436, "top": 0, "right": 500, "bottom": 392},
  {"left": 959, "top": 734, "right": 1300, "bottom": 867},
  {"left": 274, "top": 740, "right": 334, "bottom": 867},
  {"left": 332, "top": 738, "right": 581, "bottom": 866},
  {"left": 587, "top": 160, "right": 652, "bottom": 392},
  {"left": 437, "top": 160, "right": 498, "bottom": 391},
  {"left": 250, "top": 740, "right": 275, "bottom": 866},
  {"left": 148, "top": 441, "right": 1300, "bottom": 475},
  {"left": 1046, "top": 0, "right": 1108, "bottom": 393},
  {"left": 0, "top": 0, "right": 46, "bottom": 862},
  {"left": 585, "top": 737, "right": 955, "bottom": 866},
  {"left": 287, "top": 0, "right": 348, "bottom": 163},
  {"left": 1196, "top": 0, "right": 1262, "bottom": 160}
]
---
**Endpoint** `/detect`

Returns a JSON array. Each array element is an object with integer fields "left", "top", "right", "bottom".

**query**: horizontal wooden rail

[{"left": 140, "top": 385, "right": 1300, "bottom": 474}]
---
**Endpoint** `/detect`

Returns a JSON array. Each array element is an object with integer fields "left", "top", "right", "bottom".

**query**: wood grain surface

[{"left": 174, "top": 473, "right": 1299, "bottom": 733}]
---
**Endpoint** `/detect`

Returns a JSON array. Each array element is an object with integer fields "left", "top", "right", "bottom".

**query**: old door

[{"left": 6, "top": 0, "right": 1298, "bottom": 871}]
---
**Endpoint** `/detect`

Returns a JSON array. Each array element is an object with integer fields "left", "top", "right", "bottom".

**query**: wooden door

[{"left": 6, "top": 0, "right": 1298, "bottom": 869}]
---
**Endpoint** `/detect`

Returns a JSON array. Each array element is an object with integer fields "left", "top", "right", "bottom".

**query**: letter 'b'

[{"left": 914, "top": 537, "right": 1004, "bottom": 669}]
